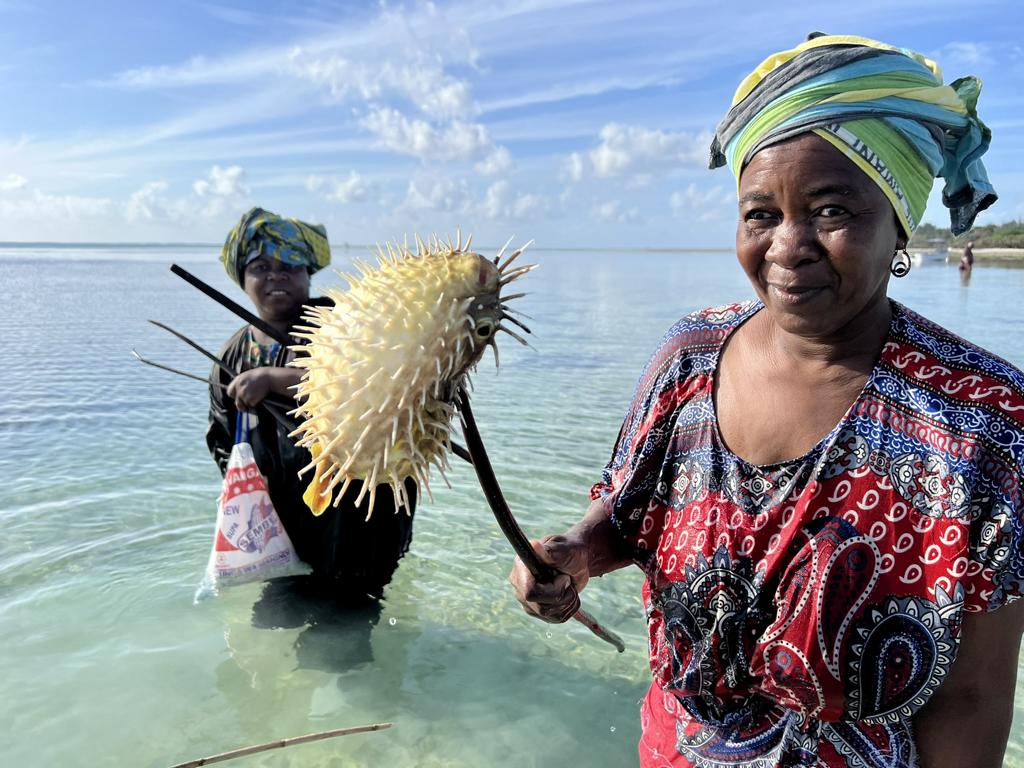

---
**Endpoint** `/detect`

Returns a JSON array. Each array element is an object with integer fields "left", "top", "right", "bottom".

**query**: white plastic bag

[{"left": 195, "top": 412, "right": 307, "bottom": 601}]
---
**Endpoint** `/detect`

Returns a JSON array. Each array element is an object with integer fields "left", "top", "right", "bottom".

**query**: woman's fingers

[
  {"left": 509, "top": 539, "right": 583, "bottom": 624},
  {"left": 228, "top": 369, "right": 270, "bottom": 410}
]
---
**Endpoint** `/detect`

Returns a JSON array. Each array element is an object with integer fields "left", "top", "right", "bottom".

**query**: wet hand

[
  {"left": 227, "top": 369, "right": 273, "bottom": 411},
  {"left": 509, "top": 534, "right": 591, "bottom": 624}
]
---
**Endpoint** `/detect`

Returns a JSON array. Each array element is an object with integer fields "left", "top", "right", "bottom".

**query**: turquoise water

[{"left": 2, "top": 245, "right": 1024, "bottom": 767}]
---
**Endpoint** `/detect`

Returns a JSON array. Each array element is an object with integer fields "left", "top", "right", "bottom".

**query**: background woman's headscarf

[
  {"left": 709, "top": 33, "right": 997, "bottom": 236},
  {"left": 221, "top": 207, "right": 331, "bottom": 286}
]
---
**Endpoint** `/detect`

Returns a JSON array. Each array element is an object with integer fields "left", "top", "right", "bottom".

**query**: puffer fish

[{"left": 290, "top": 232, "right": 534, "bottom": 517}]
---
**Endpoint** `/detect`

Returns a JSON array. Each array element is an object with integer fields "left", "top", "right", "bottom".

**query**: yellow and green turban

[
  {"left": 221, "top": 207, "right": 331, "bottom": 286},
  {"left": 710, "top": 33, "right": 997, "bottom": 236}
]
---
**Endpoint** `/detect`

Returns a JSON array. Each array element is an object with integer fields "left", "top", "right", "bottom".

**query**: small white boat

[{"left": 911, "top": 238, "right": 950, "bottom": 265}]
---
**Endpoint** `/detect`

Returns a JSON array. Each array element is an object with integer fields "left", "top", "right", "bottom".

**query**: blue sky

[{"left": 2, "top": 0, "right": 1022, "bottom": 248}]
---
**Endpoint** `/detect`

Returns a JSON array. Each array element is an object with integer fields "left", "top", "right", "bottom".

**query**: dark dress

[{"left": 207, "top": 297, "right": 417, "bottom": 603}]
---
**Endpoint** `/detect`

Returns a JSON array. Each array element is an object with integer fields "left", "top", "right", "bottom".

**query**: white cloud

[
  {"left": 196, "top": 3, "right": 273, "bottom": 27},
  {"left": 288, "top": 48, "right": 475, "bottom": 121},
  {"left": 475, "top": 146, "right": 513, "bottom": 177},
  {"left": 306, "top": 171, "right": 370, "bottom": 204},
  {"left": 670, "top": 183, "right": 735, "bottom": 222},
  {"left": 100, "top": 47, "right": 288, "bottom": 90},
  {"left": 401, "top": 177, "right": 473, "bottom": 213},
  {"left": 481, "top": 180, "right": 541, "bottom": 220},
  {"left": 592, "top": 200, "right": 640, "bottom": 224},
  {"left": 361, "top": 107, "right": 491, "bottom": 161},
  {"left": 192, "top": 164, "right": 250, "bottom": 217},
  {"left": 125, "top": 181, "right": 171, "bottom": 221},
  {"left": 561, "top": 152, "right": 585, "bottom": 183},
  {"left": 396, "top": 176, "right": 541, "bottom": 222},
  {"left": 626, "top": 174, "right": 654, "bottom": 190},
  {"left": 935, "top": 42, "right": 994, "bottom": 69},
  {"left": 193, "top": 164, "right": 249, "bottom": 198},
  {"left": 0, "top": 173, "right": 27, "bottom": 191},
  {"left": 590, "top": 123, "right": 709, "bottom": 179},
  {"left": 285, "top": 31, "right": 494, "bottom": 167},
  {"left": 0, "top": 188, "right": 114, "bottom": 220}
]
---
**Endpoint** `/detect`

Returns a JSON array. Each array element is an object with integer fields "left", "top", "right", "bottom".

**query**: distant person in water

[
  {"left": 206, "top": 207, "right": 417, "bottom": 605},
  {"left": 960, "top": 239, "right": 975, "bottom": 271}
]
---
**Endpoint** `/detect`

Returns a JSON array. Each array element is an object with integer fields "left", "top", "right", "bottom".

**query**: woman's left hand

[
  {"left": 228, "top": 367, "right": 304, "bottom": 411},
  {"left": 227, "top": 369, "right": 275, "bottom": 411}
]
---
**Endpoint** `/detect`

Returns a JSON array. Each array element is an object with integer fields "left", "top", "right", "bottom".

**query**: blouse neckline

[{"left": 705, "top": 299, "right": 899, "bottom": 472}]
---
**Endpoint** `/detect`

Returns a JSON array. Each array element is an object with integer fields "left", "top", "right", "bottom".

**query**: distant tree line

[{"left": 911, "top": 220, "right": 1024, "bottom": 249}]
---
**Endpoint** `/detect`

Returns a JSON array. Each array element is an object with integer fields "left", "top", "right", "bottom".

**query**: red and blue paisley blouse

[{"left": 592, "top": 300, "right": 1024, "bottom": 768}]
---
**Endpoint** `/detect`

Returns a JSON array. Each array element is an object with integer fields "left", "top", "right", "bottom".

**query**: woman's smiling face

[
  {"left": 242, "top": 256, "right": 311, "bottom": 322},
  {"left": 736, "top": 133, "right": 907, "bottom": 341}
]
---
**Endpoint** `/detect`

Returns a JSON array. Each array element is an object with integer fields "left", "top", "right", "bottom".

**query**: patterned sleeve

[
  {"left": 964, "top": 444, "right": 1024, "bottom": 614},
  {"left": 589, "top": 320, "right": 701, "bottom": 563},
  {"left": 962, "top": 349, "right": 1024, "bottom": 613}
]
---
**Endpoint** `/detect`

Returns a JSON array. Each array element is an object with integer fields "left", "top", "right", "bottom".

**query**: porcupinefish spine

[{"left": 291, "top": 236, "right": 534, "bottom": 517}]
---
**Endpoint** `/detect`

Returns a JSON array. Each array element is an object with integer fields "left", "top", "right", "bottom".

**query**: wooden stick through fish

[
  {"left": 456, "top": 387, "right": 625, "bottom": 653},
  {"left": 166, "top": 722, "right": 392, "bottom": 768}
]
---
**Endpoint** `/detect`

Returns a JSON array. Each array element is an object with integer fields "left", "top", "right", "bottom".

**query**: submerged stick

[
  {"left": 166, "top": 722, "right": 392, "bottom": 768},
  {"left": 456, "top": 388, "right": 625, "bottom": 653}
]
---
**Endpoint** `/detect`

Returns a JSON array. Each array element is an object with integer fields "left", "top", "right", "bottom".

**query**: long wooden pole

[
  {"left": 170, "top": 263, "right": 290, "bottom": 345},
  {"left": 167, "top": 723, "right": 392, "bottom": 768},
  {"left": 456, "top": 388, "right": 625, "bottom": 653}
]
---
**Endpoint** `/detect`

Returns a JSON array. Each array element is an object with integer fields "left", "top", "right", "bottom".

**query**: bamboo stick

[{"left": 167, "top": 722, "right": 392, "bottom": 768}]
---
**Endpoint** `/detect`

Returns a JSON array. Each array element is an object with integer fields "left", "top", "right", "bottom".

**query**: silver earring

[{"left": 890, "top": 248, "right": 912, "bottom": 278}]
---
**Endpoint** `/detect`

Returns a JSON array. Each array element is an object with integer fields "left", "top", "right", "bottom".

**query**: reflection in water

[
  {"left": 960, "top": 265, "right": 972, "bottom": 286},
  {"left": 251, "top": 576, "right": 384, "bottom": 672}
]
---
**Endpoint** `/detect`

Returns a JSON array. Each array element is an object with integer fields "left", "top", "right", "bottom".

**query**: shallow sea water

[{"left": 2, "top": 245, "right": 1023, "bottom": 767}]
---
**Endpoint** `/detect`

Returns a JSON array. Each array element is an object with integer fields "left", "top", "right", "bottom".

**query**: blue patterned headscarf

[
  {"left": 221, "top": 207, "right": 331, "bottom": 286},
  {"left": 709, "top": 34, "right": 997, "bottom": 235}
]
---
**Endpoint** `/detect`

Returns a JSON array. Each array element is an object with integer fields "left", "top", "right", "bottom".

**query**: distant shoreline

[
  {"left": 967, "top": 247, "right": 1024, "bottom": 262},
  {"left": 934, "top": 246, "right": 1024, "bottom": 263},
  {"left": 0, "top": 241, "right": 735, "bottom": 254},
  {"left": 4, "top": 241, "right": 1022, "bottom": 260}
]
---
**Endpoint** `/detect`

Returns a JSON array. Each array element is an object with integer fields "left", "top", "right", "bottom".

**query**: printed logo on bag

[{"left": 237, "top": 497, "right": 282, "bottom": 553}]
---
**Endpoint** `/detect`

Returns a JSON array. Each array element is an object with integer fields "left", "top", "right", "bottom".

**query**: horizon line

[{"left": 0, "top": 241, "right": 735, "bottom": 254}]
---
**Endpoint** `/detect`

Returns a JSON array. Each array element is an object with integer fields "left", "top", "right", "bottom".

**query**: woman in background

[
  {"left": 960, "top": 239, "right": 975, "bottom": 272},
  {"left": 208, "top": 207, "right": 416, "bottom": 607}
]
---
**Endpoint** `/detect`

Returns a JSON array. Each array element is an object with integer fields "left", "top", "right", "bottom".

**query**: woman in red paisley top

[{"left": 510, "top": 34, "right": 1024, "bottom": 768}]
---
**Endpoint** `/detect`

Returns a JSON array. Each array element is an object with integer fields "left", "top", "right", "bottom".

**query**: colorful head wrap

[
  {"left": 220, "top": 207, "right": 331, "bottom": 285},
  {"left": 709, "top": 33, "right": 997, "bottom": 236}
]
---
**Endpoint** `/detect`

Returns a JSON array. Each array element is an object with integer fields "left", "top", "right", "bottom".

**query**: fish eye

[{"left": 476, "top": 324, "right": 492, "bottom": 338}]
